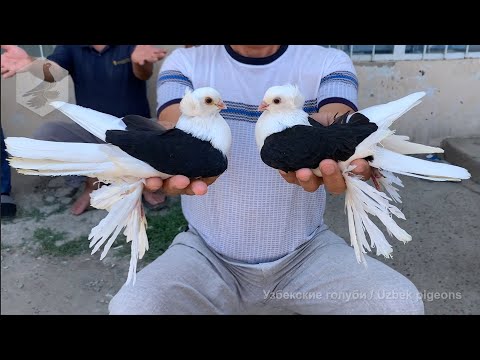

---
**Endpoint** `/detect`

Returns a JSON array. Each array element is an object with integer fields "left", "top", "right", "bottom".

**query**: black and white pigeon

[
  {"left": 255, "top": 84, "right": 471, "bottom": 264},
  {"left": 6, "top": 87, "right": 232, "bottom": 284}
]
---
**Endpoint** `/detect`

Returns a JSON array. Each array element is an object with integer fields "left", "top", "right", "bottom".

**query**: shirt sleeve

[
  {"left": 156, "top": 48, "right": 194, "bottom": 117},
  {"left": 46, "top": 45, "right": 74, "bottom": 74},
  {"left": 317, "top": 49, "right": 358, "bottom": 111}
]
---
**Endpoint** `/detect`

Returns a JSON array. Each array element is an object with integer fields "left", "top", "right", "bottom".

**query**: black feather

[
  {"left": 307, "top": 116, "right": 324, "bottom": 128},
  {"left": 105, "top": 129, "right": 227, "bottom": 178},
  {"left": 346, "top": 113, "right": 371, "bottom": 125},
  {"left": 330, "top": 111, "right": 350, "bottom": 125},
  {"left": 121, "top": 115, "right": 168, "bottom": 133},
  {"left": 260, "top": 120, "right": 378, "bottom": 172}
]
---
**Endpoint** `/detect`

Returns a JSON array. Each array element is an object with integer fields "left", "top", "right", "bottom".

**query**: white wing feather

[
  {"left": 339, "top": 91, "right": 470, "bottom": 263},
  {"left": 50, "top": 101, "right": 126, "bottom": 141},
  {"left": 5, "top": 134, "right": 169, "bottom": 285},
  {"left": 380, "top": 135, "right": 444, "bottom": 155}
]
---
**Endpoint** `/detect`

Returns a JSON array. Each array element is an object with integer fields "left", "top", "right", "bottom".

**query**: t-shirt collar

[{"left": 224, "top": 45, "right": 288, "bottom": 65}]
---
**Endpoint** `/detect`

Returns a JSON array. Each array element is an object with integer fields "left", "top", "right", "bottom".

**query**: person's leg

[
  {"left": 109, "top": 230, "right": 242, "bottom": 314},
  {"left": 1, "top": 127, "right": 11, "bottom": 195},
  {"left": 268, "top": 230, "right": 424, "bottom": 315},
  {"left": 34, "top": 122, "right": 105, "bottom": 215},
  {"left": 69, "top": 177, "right": 98, "bottom": 215},
  {"left": 33, "top": 121, "right": 104, "bottom": 144},
  {"left": 1, "top": 127, "right": 16, "bottom": 217}
]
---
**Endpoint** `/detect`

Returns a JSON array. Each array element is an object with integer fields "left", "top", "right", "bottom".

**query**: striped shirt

[{"left": 156, "top": 45, "right": 358, "bottom": 263}]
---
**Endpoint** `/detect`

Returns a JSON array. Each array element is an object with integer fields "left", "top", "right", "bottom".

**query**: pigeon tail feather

[{"left": 50, "top": 101, "right": 127, "bottom": 141}]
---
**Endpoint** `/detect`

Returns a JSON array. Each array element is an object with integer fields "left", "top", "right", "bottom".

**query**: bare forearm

[
  {"left": 311, "top": 102, "right": 356, "bottom": 126},
  {"left": 157, "top": 103, "right": 182, "bottom": 129},
  {"left": 132, "top": 62, "right": 153, "bottom": 81}
]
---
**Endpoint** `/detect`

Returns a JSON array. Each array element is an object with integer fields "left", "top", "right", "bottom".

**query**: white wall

[{"left": 356, "top": 59, "right": 480, "bottom": 145}]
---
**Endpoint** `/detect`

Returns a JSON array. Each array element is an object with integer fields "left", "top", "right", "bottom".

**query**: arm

[
  {"left": 131, "top": 45, "right": 168, "bottom": 81},
  {"left": 1, "top": 45, "right": 68, "bottom": 82},
  {"left": 158, "top": 102, "right": 182, "bottom": 129}
]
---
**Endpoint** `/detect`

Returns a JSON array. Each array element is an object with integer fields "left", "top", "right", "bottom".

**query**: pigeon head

[
  {"left": 180, "top": 87, "right": 227, "bottom": 117},
  {"left": 176, "top": 87, "right": 232, "bottom": 156},
  {"left": 258, "top": 84, "right": 305, "bottom": 114}
]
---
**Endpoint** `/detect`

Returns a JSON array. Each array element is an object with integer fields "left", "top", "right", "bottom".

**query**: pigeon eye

[
  {"left": 273, "top": 98, "right": 281, "bottom": 104},
  {"left": 205, "top": 97, "right": 213, "bottom": 104}
]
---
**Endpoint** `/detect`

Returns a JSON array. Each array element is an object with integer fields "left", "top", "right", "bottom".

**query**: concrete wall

[
  {"left": 2, "top": 46, "right": 479, "bottom": 147},
  {"left": 356, "top": 59, "right": 480, "bottom": 145}
]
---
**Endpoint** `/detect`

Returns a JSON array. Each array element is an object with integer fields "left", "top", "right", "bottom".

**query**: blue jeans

[{"left": 1, "top": 127, "right": 12, "bottom": 194}]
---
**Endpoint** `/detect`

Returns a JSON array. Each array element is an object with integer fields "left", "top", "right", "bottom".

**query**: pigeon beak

[
  {"left": 216, "top": 100, "right": 227, "bottom": 110},
  {"left": 258, "top": 101, "right": 269, "bottom": 112}
]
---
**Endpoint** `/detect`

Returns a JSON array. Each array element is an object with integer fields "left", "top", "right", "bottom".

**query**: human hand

[
  {"left": 144, "top": 175, "right": 219, "bottom": 196},
  {"left": 279, "top": 158, "right": 372, "bottom": 195},
  {"left": 1, "top": 45, "right": 33, "bottom": 79},
  {"left": 131, "top": 45, "right": 168, "bottom": 66}
]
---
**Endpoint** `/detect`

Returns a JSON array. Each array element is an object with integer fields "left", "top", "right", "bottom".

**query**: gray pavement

[
  {"left": 324, "top": 176, "right": 480, "bottom": 315},
  {"left": 442, "top": 136, "right": 480, "bottom": 184}
]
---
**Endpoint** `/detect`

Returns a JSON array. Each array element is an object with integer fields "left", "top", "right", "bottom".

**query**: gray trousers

[
  {"left": 33, "top": 122, "right": 104, "bottom": 186},
  {"left": 109, "top": 228, "right": 424, "bottom": 315}
]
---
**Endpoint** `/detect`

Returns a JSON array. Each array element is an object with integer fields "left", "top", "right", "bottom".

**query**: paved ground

[
  {"left": 2, "top": 163, "right": 479, "bottom": 315},
  {"left": 442, "top": 136, "right": 480, "bottom": 183},
  {"left": 324, "top": 176, "right": 480, "bottom": 315}
]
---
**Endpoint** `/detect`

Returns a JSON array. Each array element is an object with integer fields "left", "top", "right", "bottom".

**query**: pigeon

[
  {"left": 6, "top": 87, "right": 232, "bottom": 284},
  {"left": 255, "top": 84, "right": 471, "bottom": 264}
]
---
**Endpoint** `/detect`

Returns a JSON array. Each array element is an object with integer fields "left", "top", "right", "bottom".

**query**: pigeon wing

[
  {"left": 122, "top": 115, "right": 168, "bottom": 133},
  {"left": 105, "top": 129, "right": 228, "bottom": 178},
  {"left": 261, "top": 122, "right": 377, "bottom": 172}
]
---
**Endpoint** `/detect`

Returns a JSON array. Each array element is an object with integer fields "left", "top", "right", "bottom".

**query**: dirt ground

[{"left": 2, "top": 176, "right": 144, "bottom": 314}]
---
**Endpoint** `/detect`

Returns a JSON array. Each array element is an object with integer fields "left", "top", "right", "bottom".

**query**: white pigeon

[
  {"left": 255, "top": 85, "right": 471, "bottom": 264},
  {"left": 6, "top": 87, "right": 232, "bottom": 284}
]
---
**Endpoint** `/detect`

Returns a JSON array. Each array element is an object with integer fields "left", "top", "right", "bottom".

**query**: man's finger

[
  {"left": 166, "top": 175, "right": 190, "bottom": 189},
  {"left": 153, "top": 49, "right": 167, "bottom": 56},
  {"left": 3, "top": 69, "right": 16, "bottom": 79},
  {"left": 165, "top": 179, "right": 208, "bottom": 196},
  {"left": 319, "top": 159, "right": 346, "bottom": 194},
  {"left": 279, "top": 170, "right": 298, "bottom": 185},
  {"left": 190, "top": 180, "right": 209, "bottom": 195},
  {"left": 296, "top": 168, "right": 323, "bottom": 192},
  {"left": 350, "top": 158, "right": 371, "bottom": 181}
]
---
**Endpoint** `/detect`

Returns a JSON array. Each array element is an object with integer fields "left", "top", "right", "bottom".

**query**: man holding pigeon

[{"left": 111, "top": 45, "right": 425, "bottom": 315}]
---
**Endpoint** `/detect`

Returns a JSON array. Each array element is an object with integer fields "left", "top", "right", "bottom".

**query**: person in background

[{"left": 1, "top": 45, "right": 168, "bottom": 215}]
